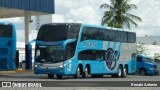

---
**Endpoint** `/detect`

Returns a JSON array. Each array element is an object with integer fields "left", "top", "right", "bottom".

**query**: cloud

[
  {"left": 130, "top": 0, "right": 160, "bottom": 37},
  {"left": 55, "top": 0, "right": 160, "bottom": 37},
  {"left": 0, "top": 17, "right": 23, "bottom": 24},
  {"left": 66, "top": 6, "right": 99, "bottom": 24},
  {"left": 55, "top": 0, "right": 108, "bottom": 25}
]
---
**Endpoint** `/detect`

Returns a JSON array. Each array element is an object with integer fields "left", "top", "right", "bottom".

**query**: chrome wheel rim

[{"left": 118, "top": 68, "right": 122, "bottom": 76}]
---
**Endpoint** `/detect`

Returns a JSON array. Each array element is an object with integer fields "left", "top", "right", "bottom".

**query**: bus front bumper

[
  {"left": 147, "top": 69, "right": 159, "bottom": 75},
  {"left": 34, "top": 67, "right": 65, "bottom": 75}
]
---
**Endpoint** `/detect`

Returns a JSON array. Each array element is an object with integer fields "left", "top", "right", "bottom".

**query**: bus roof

[
  {"left": 82, "top": 23, "right": 135, "bottom": 33},
  {"left": 41, "top": 23, "right": 135, "bottom": 33},
  {"left": 42, "top": 23, "right": 82, "bottom": 26},
  {"left": 0, "top": 22, "right": 15, "bottom": 26}
]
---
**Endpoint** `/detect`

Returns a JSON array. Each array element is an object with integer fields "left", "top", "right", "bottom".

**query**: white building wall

[
  {"left": 142, "top": 44, "right": 160, "bottom": 58},
  {"left": 137, "top": 36, "right": 160, "bottom": 58},
  {"left": 36, "top": 14, "right": 64, "bottom": 30}
]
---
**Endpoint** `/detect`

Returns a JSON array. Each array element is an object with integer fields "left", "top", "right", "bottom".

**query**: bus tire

[
  {"left": 122, "top": 66, "right": 127, "bottom": 78},
  {"left": 139, "top": 69, "right": 146, "bottom": 76},
  {"left": 56, "top": 75, "right": 63, "bottom": 79},
  {"left": 118, "top": 66, "right": 123, "bottom": 78},
  {"left": 74, "top": 66, "right": 81, "bottom": 78},
  {"left": 82, "top": 66, "right": 89, "bottom": 78},
  {"left": 113, "top": 66, "right": 123, "bottom": 78},
  {"left": 48, "top": 74, "right": 54, "bottom": 79}
]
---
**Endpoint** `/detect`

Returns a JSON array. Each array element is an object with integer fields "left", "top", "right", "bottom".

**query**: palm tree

[{"left": 100, "top": 0, "right": 142, "bottom": 29}]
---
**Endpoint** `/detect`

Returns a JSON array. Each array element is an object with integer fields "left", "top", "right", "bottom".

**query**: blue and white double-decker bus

[
  {"left": 34, "top": 23, "right": 136, "bottom": 79},
  {"left": 0, "top": 22, "right": 16, "bottom": 71}
]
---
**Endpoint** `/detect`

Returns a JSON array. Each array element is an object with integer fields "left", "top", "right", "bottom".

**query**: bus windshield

[
  {"left": 35, "top": 45, "right": 64, "bottom": 63},
  {"left": 37, "top": 24, "right": 81, "bottom": 42},
  {"left": 143, "top": 58, "right": 152, "bottom": 63},
  {"left": 0, "top": 25, "right": 12, "bottom": 37}
]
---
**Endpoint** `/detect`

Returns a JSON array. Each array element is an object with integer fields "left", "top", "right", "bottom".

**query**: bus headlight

[
  {"left": 34, "top": 65, "right": 38, "bottom": 67},
  {"left": 59, "top": 65, "right": 63, "bottom": 68}
]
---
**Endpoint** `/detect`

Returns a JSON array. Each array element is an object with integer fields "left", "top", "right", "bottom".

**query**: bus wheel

[
  {"left": 56, "top": 75, "right": 63, "bottom": 79},
  {"left": 74, "top": 66, "right": 81, "bottom": 78},
  {"left": 139, "top": 69, "right": 146, "bottom": 76},
  {"left": 48, "top": 74, "right": 54, "bottom": 79},
  {"left": 117, "top": 66, "right": 123, "bottom": 78},
  {"left": 82, "top": 66, "right": 89, "bottom": 78},
  {"left": 113, "top": 66, "right": 123, "bottom": 78},
  {"left": 122, "top": 66, "right": 127, "bottom": 78}
]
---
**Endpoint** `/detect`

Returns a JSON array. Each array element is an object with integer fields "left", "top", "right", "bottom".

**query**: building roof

[
  {"left": 0, "top": 0, "right": 55, "bottom": 18},
  {"left": 137, "top": 36, "right": 160, "bottom": 45}
]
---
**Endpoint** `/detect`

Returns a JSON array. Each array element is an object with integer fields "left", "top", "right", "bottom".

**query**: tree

[
  {"left": 100, "top": 0, "right": 142, "bottom": 29},
  {"left": 137, "top": 43, "right": 150, "bottom": 56},
  {"left": 154, "top": 53, "right": 160, "bottom": 62}
]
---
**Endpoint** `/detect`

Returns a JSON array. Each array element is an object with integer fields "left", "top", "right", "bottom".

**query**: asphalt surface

[
  {"left": 0, "top": 72, "right": 160, "bottom": 90},
  {"left": 0, "top": 72, "right": 160, "bottom": 81}
]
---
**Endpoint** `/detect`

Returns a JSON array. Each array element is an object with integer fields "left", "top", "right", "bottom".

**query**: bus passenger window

[{"left": 78, "top": 50, "right": 105, "bottom": 60}]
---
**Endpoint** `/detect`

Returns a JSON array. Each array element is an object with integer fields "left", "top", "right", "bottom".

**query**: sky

[{"left": 0, "top": 0, "right": 160, "bottom": 42}]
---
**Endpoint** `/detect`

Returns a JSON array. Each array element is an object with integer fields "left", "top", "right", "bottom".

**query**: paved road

[
  {"left": 0, "top": 72, "right": 160, "bottom": 90},
  {"left": 0, "top": 72, "right": 160, "bottom": 81}
]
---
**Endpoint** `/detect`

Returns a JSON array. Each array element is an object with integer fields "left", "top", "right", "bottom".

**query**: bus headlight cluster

[
  {"left": 58, "top": 63, "right": 67, "bottom": 68},
  {"left": 59, "top": 65, "right": 63, "bottom": 68}
]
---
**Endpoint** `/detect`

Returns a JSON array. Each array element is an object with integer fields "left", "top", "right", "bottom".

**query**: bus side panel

[
  {"left": 128, "top": 59, "right": 136, "bottom": 74},
  {"left": 127, "top": 43, "right": 136, "bottom": 74},
  {"left": 90, "top": 61, "right": 119, "bottom": 74},
  {"left": 64, "top": 59, "right": 79, "bottom": 75}
]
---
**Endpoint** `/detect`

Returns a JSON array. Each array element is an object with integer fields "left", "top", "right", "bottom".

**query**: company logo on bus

[
  {"left": 83, "top": 42, "right": 97, "bottom": 47},
  {"left": 105, "top": 48, "right": 117, "bottom": 70}
]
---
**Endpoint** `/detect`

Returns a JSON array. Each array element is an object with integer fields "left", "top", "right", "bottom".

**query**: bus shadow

[
  {"left": 0, "top": 73, "right": 125, "bottom": 80},
  {"left": 53, "top": 75, "right": 114, "bottom": 80}
]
